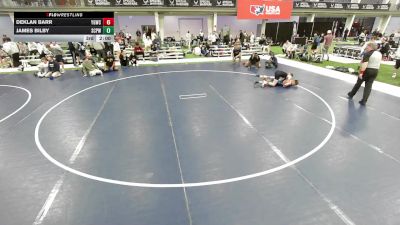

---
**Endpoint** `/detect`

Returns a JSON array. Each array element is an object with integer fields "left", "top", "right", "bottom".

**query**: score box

[
  {"left": 103, "top": 26, "right": 114, "bottom": 35},
  {"left": 83, "top": 35, "right": 95, "bottom": 42},
  {"left": 96, "top": 35, "right": 114, "bottom": 42},
  {"left": 103, "top": 18, "right": 114, "bottom": 26}
]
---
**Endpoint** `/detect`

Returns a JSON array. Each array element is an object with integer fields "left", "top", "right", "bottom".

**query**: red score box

[{"left": 103, "top": 18, "right": 114, "bottom": 26}]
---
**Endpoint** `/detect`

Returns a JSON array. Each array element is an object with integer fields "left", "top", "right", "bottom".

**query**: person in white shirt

[
  {"left": 209, "top": 32, "right": 217, "bottom": 45},
  {"left": 34, "top": 57, "right": 49, "bottom": 78},
  {"left": 151, "top": 31, "right": 157, "bottom": 41},
  {"left": 28, "top": 42, "right": 38, "bottom": 55},
  {"left": 185, "top": 31, "right": 191, "bottom": 49},
  {"left": 144, "top": 36, "right": 152, "bottom": 51},
  {"left": 199, "top": 30, "right": 204, "bottom": 42},
  {"left": 347, "top": 42, "right": 382, "bottom": 105},
  {"left": 250, "top": 32, "right": 255, "bottom": 44},
  {"left": 392, "top": 47, "right": 400, "bottom": 78},
  {"left": 113, "top": 41, "right": 121, "bottom": 58},
  {"left": 2, "top": 38, "right": 20, "bottom": 67}
]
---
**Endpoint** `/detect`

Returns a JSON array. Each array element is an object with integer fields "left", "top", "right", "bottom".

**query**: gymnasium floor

[{"left": 1, "top": 62, "right": 400, "bottom": 225}]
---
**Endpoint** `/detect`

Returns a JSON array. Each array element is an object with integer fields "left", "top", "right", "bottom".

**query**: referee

[{"left": 347, "top": 42, "right": 382, "bottom": 106}]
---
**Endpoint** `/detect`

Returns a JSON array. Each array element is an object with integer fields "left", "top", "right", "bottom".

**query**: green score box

[{"left": 103, "top": 26, "right": 114, "bottom": 34}]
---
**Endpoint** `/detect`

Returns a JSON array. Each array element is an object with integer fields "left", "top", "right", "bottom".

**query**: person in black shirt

[
  {"left": 265, "top": 52, "right": 278, "bottom": 68},
  {"left": 119, "top": 50, "right": 129, "bottom": 67},
  {"left": 45, "top": 55, "right": 61, "bottom": 78},
  {"left": 243, "top": 52, "right": 261, "bottom": 68},
  {"left": 254, "top": 70, "right": 298, "bottom": 88},
  {"left": 104, "top": 51, "right": 118, "bottom": 71}
]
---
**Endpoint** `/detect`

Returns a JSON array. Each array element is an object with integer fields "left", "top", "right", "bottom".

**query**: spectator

[
  {"left": 45, "top": 55, "right": 61, "bottom": 78},
  {"left": 311, "top": 33, "right": 320, "bottom": 54},
  {"left": 282, "top": 40, "right": 291, "bottom": 55},
  {"left": 232, "top": 39, "right": 242, "bottom": 63},
  {"left": 392, "top": 47, "right": 400, "bottom": 78},
  {"left": 82, "top": 54, "right": 103, "bottom": 77},
  {"left": 34, "top": 57, "right": 49, "bottom": 78},
  {"left": 380, "top": 38, "right": 390, "bottom": 59},
  {"left": 249, "top": 32, "right": 255, "bottom": 44},
  {"left": 199, "top": 29, "right": 204, "bottom": 42},
  {"left": 343, "top": 28, "right": 349, "bottom": 41},
  {"left": 243, "top": 52, "right": 261, "bottom": 68},
  {"left": 104, "top": 51, "right": 118, "bottom": 72},
  {"left": 322, "top": 30, "right": 333, "bottom": 61},
  {"left": 92, "top": 42, "right": 105, "bottom": 62},
  {"left": 28, "top": 42, "right": 38, "bottom": 55},
  {"left": 185, "top": 31, "right": 191, "bottom": 48},
  {"left": 2, "top": 38, "right": 20, "bottom": 67},
  {"left": 133, "top": 42, "right": 145, "bottom": 60},
  {"left": 119, "top": 50, "right": 129, "bottom": 67},
  {"left": 67, "top": 42, "right": 78, "bottom": 66},
  {"left": 49, "top": 42, "right": 65, "bottom": 73},
  {"left": 112, "top": 40, "right": 121, "bottom": 59}
]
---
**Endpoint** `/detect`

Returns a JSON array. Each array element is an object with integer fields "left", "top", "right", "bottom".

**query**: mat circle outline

[{"left": 34, "top": 70, "right": 336, "bottom": 188}]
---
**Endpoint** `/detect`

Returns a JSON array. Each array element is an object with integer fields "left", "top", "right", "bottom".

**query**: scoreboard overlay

[{"left": 14, "top": 12, "right": 114, "bottom": 42}]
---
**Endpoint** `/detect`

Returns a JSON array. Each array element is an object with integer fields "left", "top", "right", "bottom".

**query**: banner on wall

[
  {"left": 292, "top": 2, "right": 390, "bottom": 11},
  {"left": 84, "top": 0, "right": 235, "bottom": 7},
  {"left": 237, "top": 0, "right": 293, "bottom": 20}
]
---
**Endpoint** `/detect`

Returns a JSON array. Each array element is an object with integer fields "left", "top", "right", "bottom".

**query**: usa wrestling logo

[{"left": 250, "top": 5, "right": 265, "bottom": 16}]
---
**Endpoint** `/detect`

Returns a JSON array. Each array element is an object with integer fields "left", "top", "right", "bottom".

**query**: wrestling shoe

[{"left": 347, "top": 92, "right": 353, "bottom": 99}]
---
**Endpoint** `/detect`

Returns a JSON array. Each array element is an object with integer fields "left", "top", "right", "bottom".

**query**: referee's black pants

[{"left": 349, "top": 68, "right": 378, "bottom": 103}]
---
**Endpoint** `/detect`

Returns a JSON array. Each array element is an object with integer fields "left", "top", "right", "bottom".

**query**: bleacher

[
  {"left": 124, "top": 46, "right": 184, "bottom": 61},
  {"left": 333, "top": 45, "right": 362, "bottom": 60},
  {"left": 209, "top": 44, "right": 267, "bottom": 57}
]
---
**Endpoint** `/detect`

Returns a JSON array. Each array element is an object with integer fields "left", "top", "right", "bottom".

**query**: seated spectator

[
  {"left": 129, "top": 52, "right": 138, "bottom": 66},
  {"left": 34, "top": 57, "right": 49, "bottom": 78},
  {"left": 134, "top": 42, "right": 145, "bottom": 60},
  {"left": 45, "top": 55, "right": 61, "bottom": 78},
  {"left": 286, "top": 43, "right": 297, "bottom": 59},
  {"left": 104, "top": 51, "right": 118, "bottom": 71},
  {"left": 265, "top": 52, "right": 278, "bottom": 69},
  {"left": 0, "top": 49, "right": 12, "bottom": 68},
  {"left": 48, "top": 42, "right": 65, "bottom": 73},
  {"left": 82, "top": 54, "right": 103, "bottom": 77},
  {"left": 119, "top": 50, "right": 129, "bottom": 67},
  {"left": 243, "top": 52, "right": 261, "bottom": 68},
  {"left": 282, "top": 40, "right": 291, "bottom": 55}
]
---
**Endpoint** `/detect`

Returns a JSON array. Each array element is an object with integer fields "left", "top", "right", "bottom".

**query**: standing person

[
  {"left": 239, "top": 30, "right": 244, "bottom": 44},
  {"left": 2, "top": 38, "right": 20, "bottom": 67},
  {"left": 311, "top": 33, "right": 320, "bottom": 54},
  {"left": 358, "top": 31, "right": 366, "bottom": 45},
  {"left": 322, "top": 30, "right": 333, "bottom": 61},
  {"left": 136, "top": 29, "right": 141, "bottom": 42},
  {"left": 67, "top": 42, "right": 78, "bottom": 66},
  {"left": 343, "top": 28, "right": 349, "bottom": 41},
  {"left": 185, "top": 31, "right": 191, "bottom": 49},
  {"left": 249, "top": 32, "right": 255, "bottom": 44},
  {"left": 392, "top": 47, "right": 400, "bottom": 78},
  {"left": 199, "top": 29, "right": 204, "bottom": 42},
  {"left": 347, "top": 42, "right": 382, "bottom": 106}
]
